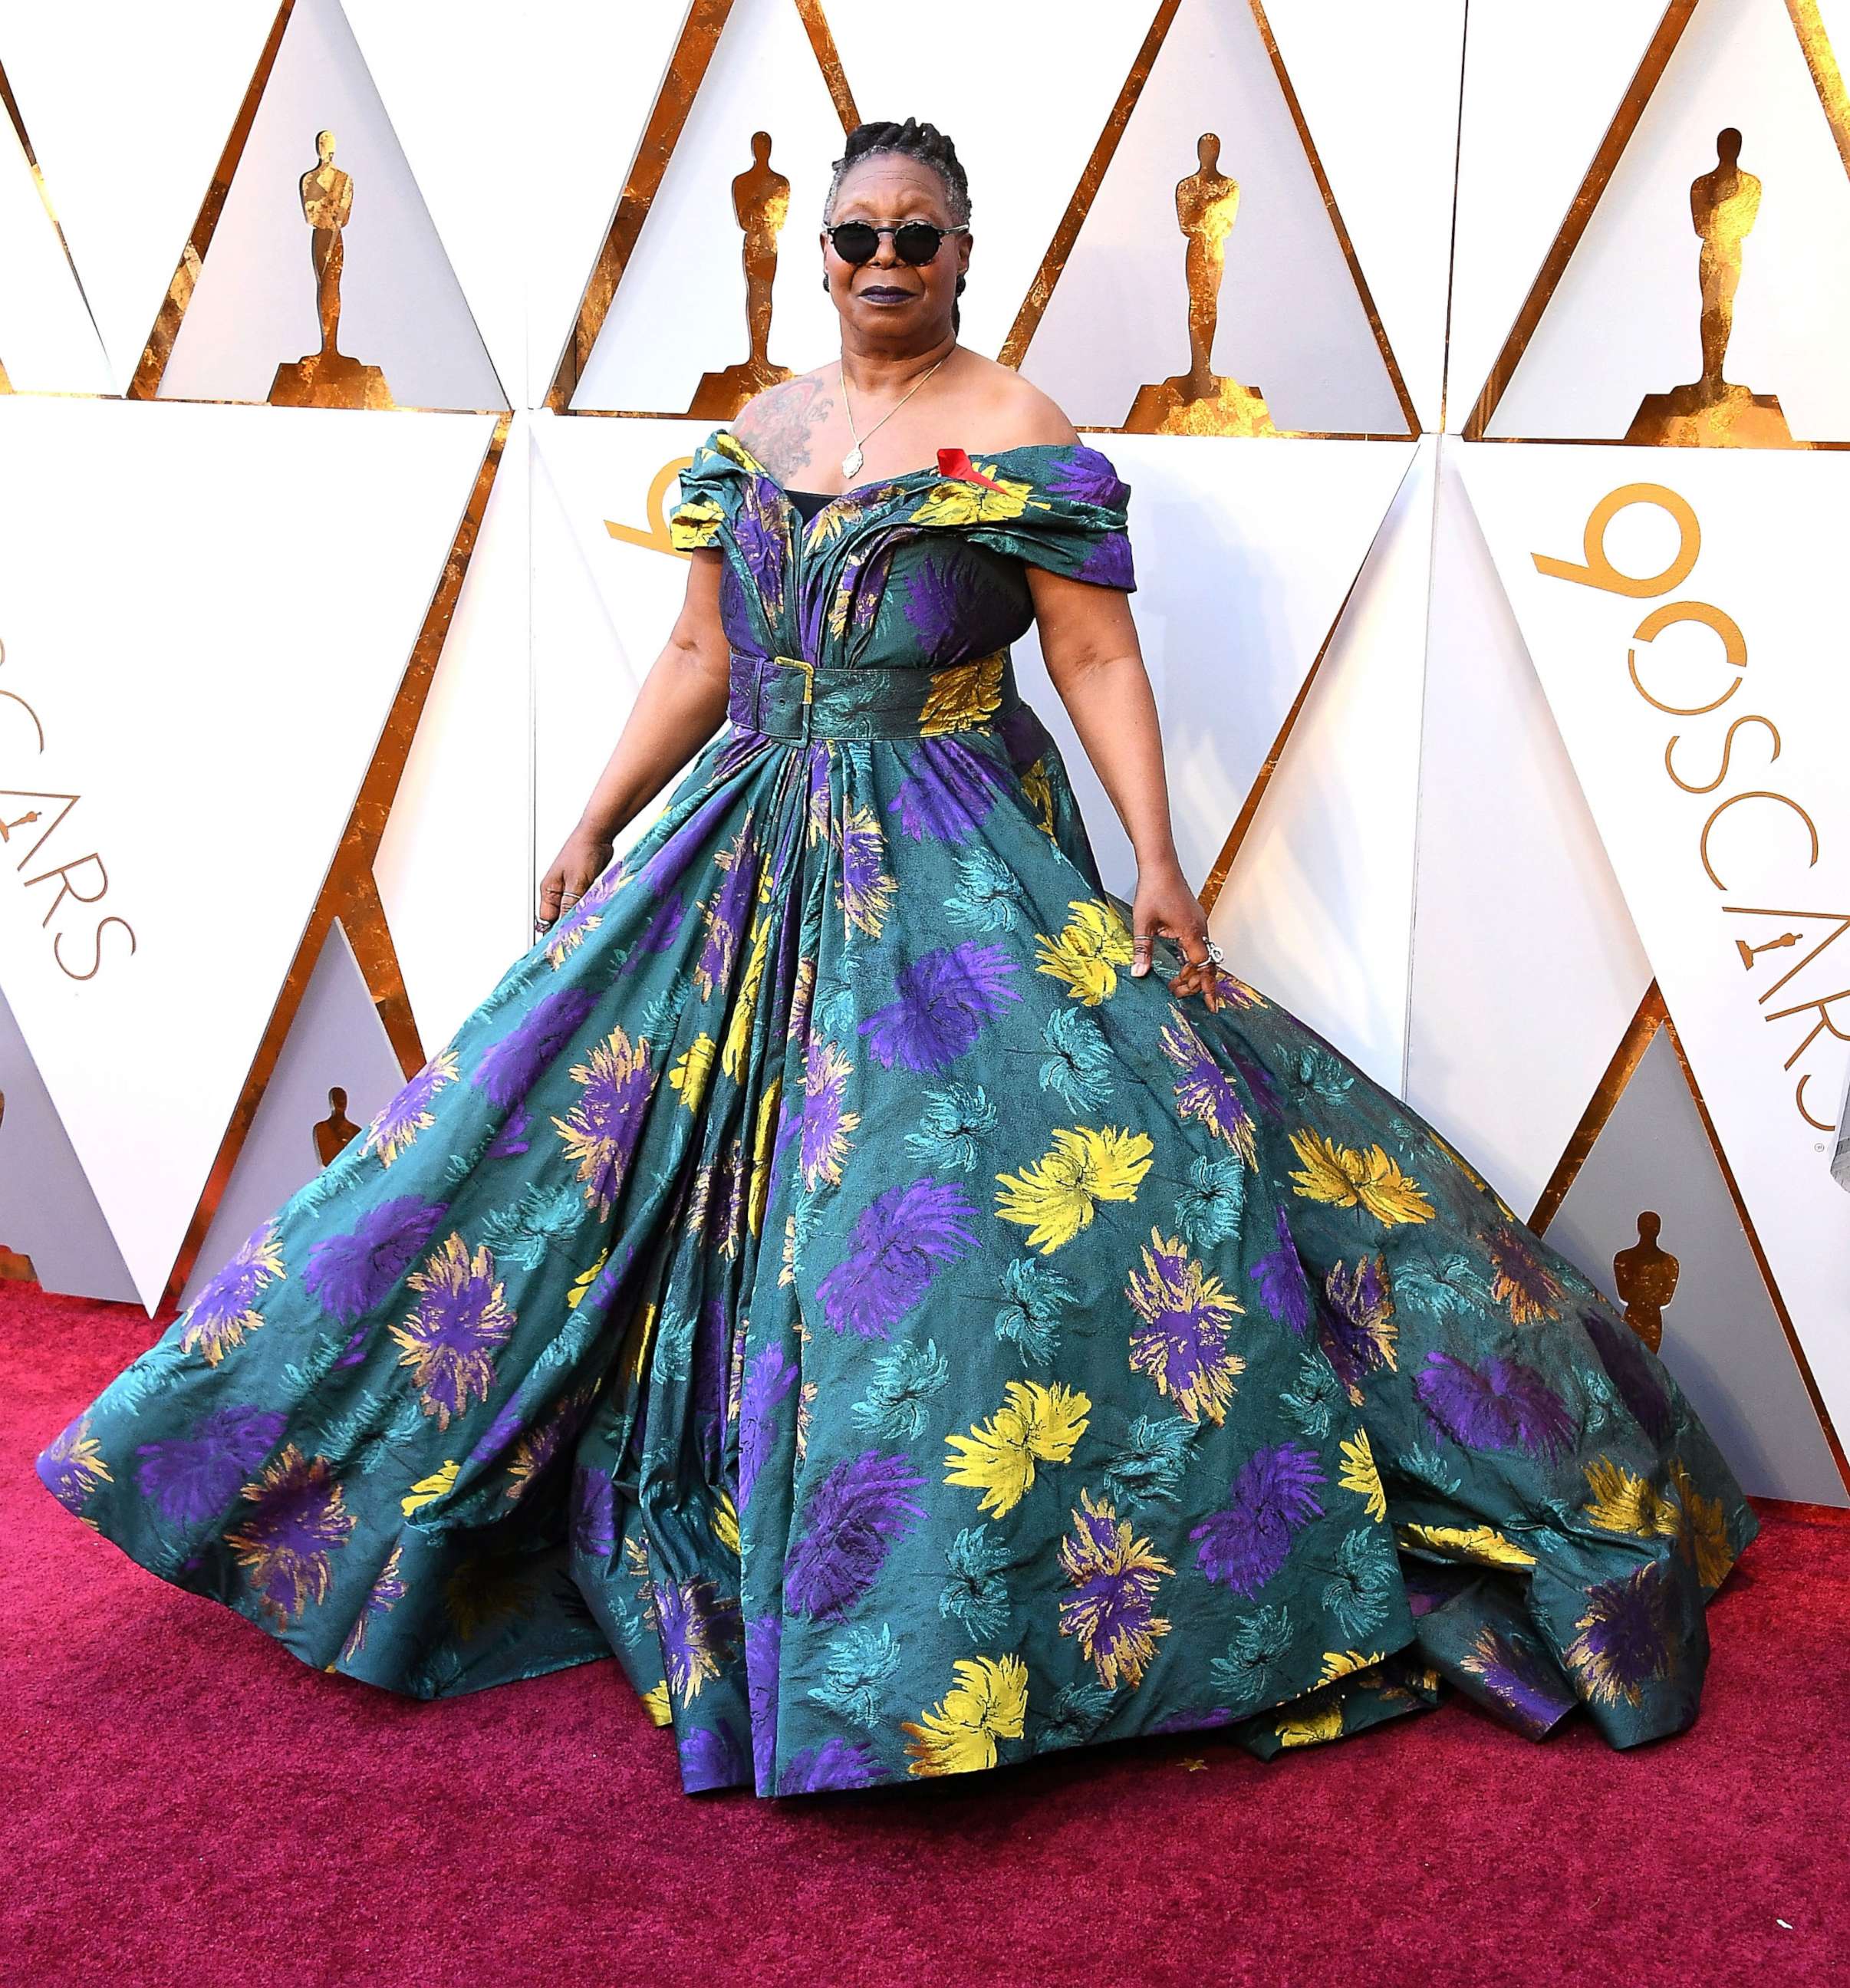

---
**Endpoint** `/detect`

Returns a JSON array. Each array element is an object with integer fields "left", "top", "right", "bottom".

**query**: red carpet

[{"left": 5, "top": 1281, "right": 1846, "bottom": 1988}]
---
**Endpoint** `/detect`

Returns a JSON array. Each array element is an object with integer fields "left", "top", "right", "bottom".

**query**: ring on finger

[{"left": 1203, "top": 937, "right": 1224, "bottom": 965}]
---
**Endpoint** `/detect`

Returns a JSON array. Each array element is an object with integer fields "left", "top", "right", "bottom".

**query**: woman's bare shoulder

[{"left": 958, "top": 355, "right": 1081, "bottom": 450}]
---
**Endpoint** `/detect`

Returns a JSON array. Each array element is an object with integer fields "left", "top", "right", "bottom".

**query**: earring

[
  {"left": 954, "top": 274, "right": 966, "bottom": 295},
  {"left": 821, "top": 274, "right": 831, "bottom": 292}
]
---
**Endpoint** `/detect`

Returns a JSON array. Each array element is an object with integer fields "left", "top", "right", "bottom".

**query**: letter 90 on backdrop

[{"left": 1, "top": 0, "right": 1847, "bottom": 1506}]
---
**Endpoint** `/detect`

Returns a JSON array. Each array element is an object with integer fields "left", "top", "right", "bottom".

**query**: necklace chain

[{"left": 838, "top": 353, "right": 949, "bottom": 481}]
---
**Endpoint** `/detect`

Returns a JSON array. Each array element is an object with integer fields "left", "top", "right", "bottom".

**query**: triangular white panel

[
  {"left": 1203, "top": 433, "right": 1432, "bottom": 1089},
  {"left": 344, "top": 0, "right": 695, "bottom": 409},
  {"left": 1016, "top": 431, "right": 1415, "bottom": 907},
  {"left": 1550, "top": 1027, "right": 1845, "bottom": 1505},
  {"left": 179, "top": 918, "right": 403, "bottom": 1311},
  {"left": 0, "top": 983, "right": 136, "bottom": 1303},
  {"left": 1019, "top": 0, "right": 1407, "bottom": 433},
  {"left": 1448, "top": 0, "right": 1671, "bottom": 431},
  {"left": 571, "top": 0, "right": 844, "bottom": 413},
  {"left": 1484, "top": 0, "right": 1850, "bottom": 440},
  {"left": 1262, "top": 0, "right": 1466, "bottom": 432},
  {"left": 1405, "top": 437, "right": 1653, "bottom": 1214},
  {"left": 0, "top": 95, "right": 112, "bottom": 393},
  {"left": 824, "top": 0, "right": 1162, "bottom": 362},
  {"left": 160, "top": 0, "right": 502, "bottom": 410},
  {"left": 0, "top": 2, "right": 276, "bottom": 395},
  {"left": 375, "top": 413, "right": 534, "bottom": 1051},
  {"left": 1459, "top": 438, "right": 1850, "bottom": 1444},
  {"left": 529, "top": 413, "right": 717, "bottom": 871},
  {"left": 0, "top": 395, "right": 497, "bottom": 1312}
]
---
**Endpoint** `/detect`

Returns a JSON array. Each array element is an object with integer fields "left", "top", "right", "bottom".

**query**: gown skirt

[{"left": 37, "top": 427, "right": 1758, "bottom": 1797}]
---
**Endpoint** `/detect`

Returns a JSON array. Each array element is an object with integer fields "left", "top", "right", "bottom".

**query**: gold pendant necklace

[{"left": 838, "top": 353, "right": 948, "bottom": 481}]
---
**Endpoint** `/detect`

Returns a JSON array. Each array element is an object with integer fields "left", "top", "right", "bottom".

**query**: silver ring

[{"left": 1203, "top": 938, "right": 1224, "bottom": 965}]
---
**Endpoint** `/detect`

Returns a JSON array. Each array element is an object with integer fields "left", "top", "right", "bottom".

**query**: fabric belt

[{"left": 726, "top": 647, "right": 1021, "bottom": 743}]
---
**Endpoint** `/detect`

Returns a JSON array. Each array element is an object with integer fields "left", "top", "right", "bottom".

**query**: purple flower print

[
  {"left": 222, "top": 1445, "right": 357, "bottom": 1628},
  {"left": 1249, "top": 1206, "right": 1312, "bottom": 1333},
  {"left": 1046, "top": 449, "right": 1131, "bottom": 510},
  {"left": 679, "top": 1721, "right": 749, "bottom": 1793},
  {"left": 900, "top": 554, "right": 984, "bottom": 660},
  {"left": 887, "top": 738, "right": 1009, "bottom": 843},
  {"left": 739, "top": 1339, "right": 800, "bottom": 1509},
  {"left": 745, "top": 1614, "right": 782, "bottom": 1794},
  {"left": 301, "top": 1196, "right": 449, "bottom": 1325},
  {"left": 133, "top": 1405, "right": 287, "bottom": 1526},
  {"left": 471, "top": 987, "right": 599, "bottom": 1108},
  {"left": 1191, "top": 1442, "right": 1327, "bottom": 1597},
  {"left": 817, "top": 1177, "right": 980, "bottom": 1339},
  {"left": 1413, "top": 1351, "right": 1575, "bottom": 1462},
  {"left": 1565, "top": 1564, "right": 1674, "bottom": 1708},
  {"left": 570, "top": 1464, "right": 617, "bottom": 1560},
  {"left": 784, "top": 1449, "right": 928, "bottom": 1621},
  {"left": 1460, "top": 1626, "right": 1577, "bottom": 1739},
  {"left": 779, "top": 1736, "right": 881, "bottom": 1794},
  {"left": 1582, "top": 1310, "right": 1674, "bottom": 1443},
  {"left": 858, "top": 943, "right": 1022, "bottom": 1074}
]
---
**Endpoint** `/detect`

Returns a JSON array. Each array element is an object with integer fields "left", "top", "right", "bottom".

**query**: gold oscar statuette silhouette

[
  {"left": 0, "top": 353, "right": 12, "bottom": 393},
  {"left": 0, "top": 1088, "right": 38, "bottom": 1283},
  {"left": 690, "top": 131, "right": 795, "bottom": 418},
  {"left": 1126, "top": 133, "right": 1279, "bottom": 438},
  {"left": 314, "top": 1085, "right": 361, "bottom": 1167},
  {"left": 1626, "top": 129, "right": 1796, "bottom": 448},
  {"left": 1612, "top": 1211, "right": 1680, "bottom": 1354},
  {"left": 269, "top": 130, "right": 396, "bottom": 410}
]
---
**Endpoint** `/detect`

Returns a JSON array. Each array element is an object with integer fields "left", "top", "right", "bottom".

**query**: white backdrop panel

[
  {"left": 1019, "top": 0, "right": 1407, "bottom": 433},
  {"left": 1447, "top": 0, "right": 1667, "bottom": 432},
  {"left": 1406, "top": 438, "right": 1654, "bottom": 1214},
  {"left": 0, "top": 102, "right": 112, "bottom": 394},
  {"left": 0, "top": 1, "right": 277, "bottom": 394},
  {"left": 160, "top": 0, "right": 502, "bottom": 411},
  {"left": 1486, "top": 0, "right": 1850, "bottom": 442},
  {"left": 0, "top": 397, "right": 496, "bottom": 1311},
  {"left": 571, "top": 0, "right": 844, "bottom": 414},
  {"left": 1204, "top": 433, "right": 1433, "bottom": 1089},
  {"left": 374, "top": 413, "right": 534, "bottom": 1052},
  {"left": 1263, "top": 0, "right": 1466, "bottom": 432},
  {"left": 1012, "top": 430, "right": 1415, "bottom": 900},
  {"left": 1460, "top": 439, "right": 1850, "bottom": 1445}
]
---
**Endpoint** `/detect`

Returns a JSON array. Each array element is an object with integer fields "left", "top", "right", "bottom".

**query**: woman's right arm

[{"left": 535, "top": 547, "right": 731, "bottom": 930}]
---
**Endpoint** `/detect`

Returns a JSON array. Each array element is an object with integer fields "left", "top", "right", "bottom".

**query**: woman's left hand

[{"left": 1128, "top": 857, "right": 1223, "bottom": 1013}]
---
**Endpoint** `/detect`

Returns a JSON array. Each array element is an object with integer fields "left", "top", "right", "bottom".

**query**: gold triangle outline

[
  {"left": 1463, "top": 0, "right": 1850, "bottom": 446},
  {"left": 542, "top": 0, "right": 861, "bottom": 417},
  {"left": 1529, "top": 979, "right": 1850, "bottom": 1496},
  {"left": 1002, "top": 0, "right": 1420, "bottom": 439},
  {"left": 0, "top": 53, "right": 107, "bottom": 387},
  {"left": 1197, "top": 440, "right": 1424, "bottom": 913},
  {"left": 159, "top": 413, "right": 513, "bottom": 1313}
]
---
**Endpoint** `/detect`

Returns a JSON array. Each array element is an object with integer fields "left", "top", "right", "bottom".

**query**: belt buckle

[{"left": 775, "top": 653, "right": 815, "bottom": 705}]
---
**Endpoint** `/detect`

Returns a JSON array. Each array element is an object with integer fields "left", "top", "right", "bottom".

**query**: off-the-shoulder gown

[{"left": 38, "top": 426, "right": 1756, "bottom": 1796}]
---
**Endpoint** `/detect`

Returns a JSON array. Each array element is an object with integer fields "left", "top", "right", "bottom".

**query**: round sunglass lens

[
  {"left": 831, "top": 223, "right": 879, "bottom": 262},
  {"left": 894, "top": 224, "right": 943, "bottom": 263}
]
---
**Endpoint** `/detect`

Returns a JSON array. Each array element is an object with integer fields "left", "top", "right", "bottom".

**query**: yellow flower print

[
  {"left": 668, "top": 497, "right": 723, "bottom": 551},
  {"left": 901, "top": 1654, "right": 1029, "bottom": 1776},
  {"left": 712, "top": 1489, "right": 741, "bottom": 1557},
  {"left": 400, "top": 1460, "right": 459, "bottom": 1516},
  {"left": 1338, "top": 1428, "right": 1388, "bottom": 1522},
  {"left": 1020, "top": 757, "right": 1058, "bottom": 840},
  {"left": 920, "top": 653, "right": 1005, "bottom": 734},
  {"left": 1287, "top": 1128, "right": 1435, "bottom": 1226},
  {"left": 670, "top": 1035, "right": 717, "bottom": 1111},
  {"left": 1056, "top": 1487, "right": 1174, "bottom": 1687},
  {"left": 996, "top": 1124, "right": 1154, "bottom": 1253},
  {"left": 1395, "top": 1521, "right": 1536, "bottom": 1569},
  {"left": 640, "top": 1680, "right": 673, "bottom": 1726},
  {"left": 1035, "top": 898, "right": 1135, "bottom": 1006},
  {"left": 747, "top": 1075, "right": 782, "bottom": 1237},
  {"left": 943, "top": 1380, "right": 1091, "bottom": 1516},
  {"left": 722, "top": 910, "right": 772, "bottom": 1080},
  {"left": 1317, "top": 1649, "right": 1386, "bottom": 1687},
  {"left": 1670, "top": 1458, "right": 1736, "bottom": 1591},
  {"left": 908, "top": 469, "right": 1039, "bottom": 528},
  {"left": 1582, "top": 1457, "right": 1680, "bottom": 1539},
  {"left": 1277, "top": 1700, "right": 1345, "bottom": 1748}
]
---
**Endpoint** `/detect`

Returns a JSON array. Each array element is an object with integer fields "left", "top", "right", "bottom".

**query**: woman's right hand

[{"left": 535, "top": 824, "right": 617, "bottom": 933}]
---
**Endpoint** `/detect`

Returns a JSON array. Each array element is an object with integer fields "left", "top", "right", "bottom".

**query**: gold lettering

[
  {"left": 1533, "top": 482, "right": 1700, "bottom": 597},
  {"left": 1627, "top": 599, "right": 1746, "bottom": 716},
  {"left": 1723, "top": 907, "right": 1850, "bottom": 1005},
  {"left": 54, "top": 914, "right": 137, "bottom": 982},
  {"left": 1697, "top": 791, "right": 1819, "bottom": 891},
  {"left": 1763, "top": 988, "right": 1850, "bottom": 1134},
  {"left": 21, "top": 850, "right": 108, "bottom": 928},
  {"left": 1664, "top": 713, "right": 1779, "bottom": 795}
]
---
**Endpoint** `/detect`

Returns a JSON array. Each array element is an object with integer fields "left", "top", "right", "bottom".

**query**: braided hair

[{"left": 824, "top": 117, "right": 971, "bottom": 327}]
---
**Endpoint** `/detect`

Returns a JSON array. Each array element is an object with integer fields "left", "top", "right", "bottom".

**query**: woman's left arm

[{"left": 1026, "top": 564, "right": 1223, "bottom": 1012}]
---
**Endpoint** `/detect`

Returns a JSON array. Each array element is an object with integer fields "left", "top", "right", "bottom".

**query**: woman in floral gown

[{"left": 38, "top": 118, "right": 1755, "bottom": 1796}]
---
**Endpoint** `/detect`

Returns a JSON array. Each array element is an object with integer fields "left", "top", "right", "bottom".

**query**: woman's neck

[{"left": 838, "top": 331, "right": 960, "bottom": 403}]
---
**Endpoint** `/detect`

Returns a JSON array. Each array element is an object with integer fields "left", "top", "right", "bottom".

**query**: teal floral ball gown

[{"left": 38, "top": 426, "right": 1757, "bottom": 1795}]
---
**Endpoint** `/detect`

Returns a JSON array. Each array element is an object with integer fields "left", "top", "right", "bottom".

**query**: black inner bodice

[{"left": 785, "top": 488, "right": 832, "bottom": 523}]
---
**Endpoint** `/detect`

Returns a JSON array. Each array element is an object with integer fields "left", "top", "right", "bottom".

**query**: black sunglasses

[{"left": 825, "top": 220, "right": 968, "bottom": 266}]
